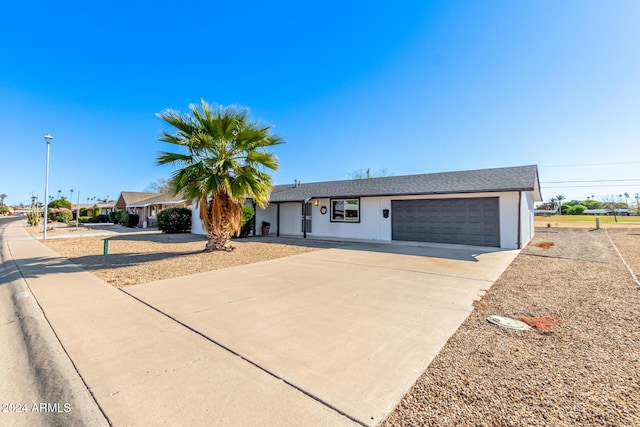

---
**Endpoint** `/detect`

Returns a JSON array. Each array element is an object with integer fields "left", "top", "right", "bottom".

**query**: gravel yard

[
  {"left": 42, "top": 233, "right": 333, "bottom": 287},
  {"left": 384, "top": 227, "right": 640, "bottom": 426}
]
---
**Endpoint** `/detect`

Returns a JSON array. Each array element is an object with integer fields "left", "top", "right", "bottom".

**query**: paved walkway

[{"left": 3, "top": 220, "right": 518, "bottom": 426}]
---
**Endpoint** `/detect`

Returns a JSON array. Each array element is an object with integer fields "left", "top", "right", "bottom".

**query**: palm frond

[{"left": 156, "top": 100, "right": 284, "bottom": 246}]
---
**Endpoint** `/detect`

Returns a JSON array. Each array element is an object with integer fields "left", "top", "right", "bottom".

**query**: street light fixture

[{"left": 43, "top": 134, "right": 53, "bottom": 240}]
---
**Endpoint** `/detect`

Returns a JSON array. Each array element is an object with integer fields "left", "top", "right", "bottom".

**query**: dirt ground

[
  {"left": 383, "top": 228, "right": 640, "bottom": 426},
  {"left": 41, "top": 232, "right": 338, "bottom": 287},
  {"left": 534, "top": 216, "right": 640, "bottom": 229}
]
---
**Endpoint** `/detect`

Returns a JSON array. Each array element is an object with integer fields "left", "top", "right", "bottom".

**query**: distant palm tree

[
  {"left": 555, "top": 195, "right": 566, "bottom": 215},
  {"left": 156, "top": 100, "right": 283, "bottom": 251},
  {"left": 70, "top": 189, "right": 74, "bottom": 202},
  {"left": 624, "top": 192, "right": 630, "bottom": 208},
  {"left": 0, "top": 193, "right": 6, "bottom": 209},
  {"left": 57, "top": 190, "right": 62, "bottom": 199}
]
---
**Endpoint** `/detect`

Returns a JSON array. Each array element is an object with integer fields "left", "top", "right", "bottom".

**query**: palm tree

[
  {"left": 555, "top": 194, "right": 565, "bottom": 215},
  {"left": 0, "top": 193, "right": 6, "bottom": 210},
  {"left": 156, "top": 100, "right": 284, "bottom": 251},
  {"left": 549, "top": 197, "right": 557, "bottom": 213},
  {"left": 624, "top": 192, "right": 630, "bottom": 208}
]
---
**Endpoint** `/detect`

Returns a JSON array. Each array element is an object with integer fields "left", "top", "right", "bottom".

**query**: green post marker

[{"left": 103, "top": 239, "right": 109, "bottom": 256}]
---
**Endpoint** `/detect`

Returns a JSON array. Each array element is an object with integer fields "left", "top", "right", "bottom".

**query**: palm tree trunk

[{"left": 204, "top": 193, "right": 236, "bottom": 251}]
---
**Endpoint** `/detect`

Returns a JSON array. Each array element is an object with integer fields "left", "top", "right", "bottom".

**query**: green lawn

[{"left": 535, "top": 215, "right": 640, "bottom": 223}]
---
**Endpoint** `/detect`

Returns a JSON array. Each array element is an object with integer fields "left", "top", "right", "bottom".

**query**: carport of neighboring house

[{"left": 191, "top": 165, "right": 542, "bottom": 249}]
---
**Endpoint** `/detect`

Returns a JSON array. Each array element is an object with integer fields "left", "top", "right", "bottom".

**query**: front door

[{"left": 301, "top": 202, "right": 312, "bottom": 234}]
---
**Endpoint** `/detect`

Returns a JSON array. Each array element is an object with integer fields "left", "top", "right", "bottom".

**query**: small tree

[
  {"left": 49, "top": 198, "right": 72, "bottom": 209},
  {"left": 601, "top": 195, "right": 620, "bottom": 222},
  {"left": 555, "top": 195, "right": 565, "bottom": 216},
  {"left": 568, "top": 205, "right": 587, "bottom": 215},
  {"left": 145, "top": 178, "right": 174, "bottom": 193},
  {"left": 115, "top": 210, "right": 126, "bottom": 224},
  {"left": 91, "top": 205, "right": 101, "bottom": 223},
  {"left": 349, "top": 168, "right": 392, "bottom": 179}
]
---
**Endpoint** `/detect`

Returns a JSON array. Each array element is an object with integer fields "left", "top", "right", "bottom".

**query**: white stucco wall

[
  {"left": 191, "top": 201, "right": 204, "bottom": 235},
  {"left": 520, "top": 191, "right": 536, "bottom": 247},
  {"left": 256, "top": 204, "right": 278, "bottom": 236},
  {"left": 197, "top": 192, "right": 535, "bottom": 249},
  {"left": 191, "top": 200, "right": 265, "bottom": 236}
]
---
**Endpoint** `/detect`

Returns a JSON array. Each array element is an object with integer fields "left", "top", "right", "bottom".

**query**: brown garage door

[{"left": 391, "top": 198, "right": 500, "bottom": 247}]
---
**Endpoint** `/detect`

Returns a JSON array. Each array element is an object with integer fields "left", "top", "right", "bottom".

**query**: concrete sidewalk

[{"left": 4, "top": 221, "right": 355, "bottom": 426}]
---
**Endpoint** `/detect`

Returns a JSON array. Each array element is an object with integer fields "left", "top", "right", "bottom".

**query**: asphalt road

[{"left": 0, "top": 216, "right": 108, "bottom": 427}]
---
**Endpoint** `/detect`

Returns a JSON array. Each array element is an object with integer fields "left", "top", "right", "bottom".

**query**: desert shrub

[
  {"left": 569, "top": 205, "right": 587, "bottom": 215},
  {"left": 236, "top": 205, "right": 255, "bottom": 237},
  {"left": 123, "top": 212, "right": 139, "bottom": 228},
  {"left": 79, "top": 216, "right": 92, "bottom": 223},
  {"left": 27, "top": 211, "right": 41, "bottom": 226},
  {"left": 48, "top": 208, "right": 72, "bottom": 223},
  {"left": 48, "top": 198, "right": 72, "bottom": 209},
  {"left": 79, "top": 207, "right": 88, "bottom": 216},
  {"left": 157, "top": 207, "right": 191, "bottom": 233},
  {"left": 115, "top": 210, "right": 126, "bottom": 224},
  {"left": 91, "top": 205, "right": 101, "bottom": 223}
]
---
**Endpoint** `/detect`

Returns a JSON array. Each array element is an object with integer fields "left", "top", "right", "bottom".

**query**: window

[{"left": 331, "top": 198, "right": 360, "bottom": 222}]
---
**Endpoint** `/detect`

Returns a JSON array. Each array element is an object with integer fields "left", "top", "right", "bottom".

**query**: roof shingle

[{"left": 268, "top": 165, "right": 541, "bottom": 203}]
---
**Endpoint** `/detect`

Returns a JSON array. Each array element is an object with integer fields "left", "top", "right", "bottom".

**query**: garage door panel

[{"left": 392, "top": 198, "right": 500, "bottom": 247}]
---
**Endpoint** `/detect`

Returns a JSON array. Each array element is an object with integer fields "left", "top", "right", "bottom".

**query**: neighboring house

[
  {"left": 192, "top": 165, "right": 542, "bottom": 250},
  {"left": 534, "top": 209, "right": 556, "bottom": 216},
  {"left": 114, "top": 191, "right": 189, "bottom": 227},
  {"left": 585, "top": 208, "right": 633, "bottom": 216},
  {"left": 583, "top": 209, "right": 610, "bottom": 215},
  {"left": 70, "top": 203, "right": 114, "bottom": 218}
]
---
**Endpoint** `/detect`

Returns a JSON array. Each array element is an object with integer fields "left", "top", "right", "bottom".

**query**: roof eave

[{"left": 270, "top": 188, "right": 536, "bottom": 203}]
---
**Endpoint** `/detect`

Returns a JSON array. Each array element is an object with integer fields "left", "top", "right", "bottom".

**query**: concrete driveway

[{"left": 126, "top": 241, "right": 518, "bottom": 426}]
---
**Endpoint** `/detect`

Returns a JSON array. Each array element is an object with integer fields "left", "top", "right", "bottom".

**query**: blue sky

[{"left": 1, "top": 1, "right": 639, "bottom": 207}]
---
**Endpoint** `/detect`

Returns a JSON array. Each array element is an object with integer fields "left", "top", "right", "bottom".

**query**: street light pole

[{"left": 43, "top": 134, "right": 53, "bottom": 240}]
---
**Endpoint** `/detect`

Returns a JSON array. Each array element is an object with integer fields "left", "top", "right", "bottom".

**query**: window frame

[{"left": 330, "top": 198, "right": 361, "bottom": 223}]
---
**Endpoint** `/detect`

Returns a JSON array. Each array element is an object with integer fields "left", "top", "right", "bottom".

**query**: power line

[
  {"left": 543, "top": 184, "right": 640, "bottom": 188},
  {"left": 541, "top": 178, "right": 640, "bottom": 184},
  {"left": 540, "top": 161, "right": 640, "bottom": 168}
]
